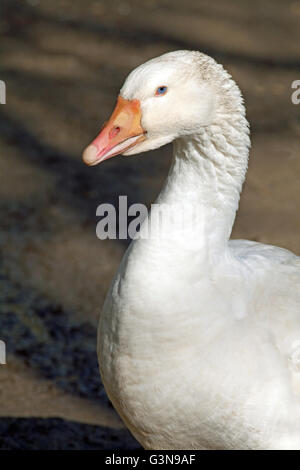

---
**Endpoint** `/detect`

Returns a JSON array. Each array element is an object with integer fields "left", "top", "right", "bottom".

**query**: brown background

[{"left": 0, "top": 0, "right": 299, "bottom": 449}]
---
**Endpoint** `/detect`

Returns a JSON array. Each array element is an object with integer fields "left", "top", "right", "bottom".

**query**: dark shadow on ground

[
  {"left": 2, "top": 0, "right": 300, "bottom": 70},
  {"left": 0, "top": 270, "right": 107, "bottom": 403},
  {"left": 0, "top": 417, "right": 141, "bottom": 450}
]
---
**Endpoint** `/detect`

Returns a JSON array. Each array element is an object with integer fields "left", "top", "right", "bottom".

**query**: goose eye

[{"left": 155, "top": 85, "right": 168, "bottom": 96}]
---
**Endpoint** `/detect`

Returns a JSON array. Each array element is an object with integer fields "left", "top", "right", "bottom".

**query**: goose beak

[{"left": 82, "top": 95, "right": 146, "bottom": 166}]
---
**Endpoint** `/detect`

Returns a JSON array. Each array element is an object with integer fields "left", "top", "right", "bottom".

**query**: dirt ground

[{"left": 0, "top": 0, "right": 299, "bottom": 449}]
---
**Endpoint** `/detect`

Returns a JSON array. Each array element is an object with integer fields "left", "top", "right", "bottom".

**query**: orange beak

[{"left": 82, "top": 95, "right": 146, "bottom": 166}]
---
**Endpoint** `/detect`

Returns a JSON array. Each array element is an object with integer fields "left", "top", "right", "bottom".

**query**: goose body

[{"left": 83, "top": 51, "right": 300, "bottom": 449}]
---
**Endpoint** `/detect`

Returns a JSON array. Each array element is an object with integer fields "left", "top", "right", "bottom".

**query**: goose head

[{"left": 82, "top": 50, "right": 231, "bottom": 166}]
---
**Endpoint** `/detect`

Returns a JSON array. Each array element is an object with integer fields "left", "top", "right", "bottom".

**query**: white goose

[{"left": 82, "top": 51, "right": 300, "bottom": 450}]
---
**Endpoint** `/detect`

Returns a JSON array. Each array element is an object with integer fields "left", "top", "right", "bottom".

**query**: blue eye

[{"left": 155, "top": 85, "right": 168, "bottom": 96}]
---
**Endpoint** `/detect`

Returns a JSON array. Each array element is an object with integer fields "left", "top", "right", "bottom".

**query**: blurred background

[{"left": 0, "top": 0, "right": 299, "bottom": 450}]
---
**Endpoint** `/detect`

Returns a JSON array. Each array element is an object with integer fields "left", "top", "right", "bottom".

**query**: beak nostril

[{"left": 109, "top": 126, "right": 121, "bottom": 139}]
